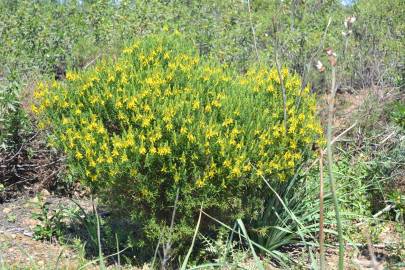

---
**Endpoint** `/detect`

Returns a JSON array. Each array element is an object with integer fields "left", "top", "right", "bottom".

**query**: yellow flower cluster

[{"left": 33, "top": 34, "right": 322, "bottom": 197}]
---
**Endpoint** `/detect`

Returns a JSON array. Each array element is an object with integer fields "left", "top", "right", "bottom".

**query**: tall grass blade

[
  {"left": 327, "top": 65, "right": 344, "bottom": 269},
  {"left": 237, "top": 219, "right": 265, "bottom": 270},
  {"left": 115, "top": 233, "right": 121, "bottom": 266},
  {"left": 180, "top": 204, "right": 203, "bottom": 270},
  {"left": 319, "top": 149, "right": 325, "bottom": 270},
  {"left": 78, "top": 247, "right": 130, "bottom": 270},
  {"left": 257, "top": 169, "right": 317, "bottom": 265},
  {"left": 92, "top": 197, "right": 106, "bottom": 270},
  {"left": 201, "top": 210, "right": 289, "bottom": 266},
  {"left": 151, "top": 230, "right": 163, "bottom": 269},
  {"left": 54, "top": 248, "right": 65, "bottom": 270}
]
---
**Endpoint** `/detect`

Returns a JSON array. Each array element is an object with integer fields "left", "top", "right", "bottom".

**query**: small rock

[
  {"left": 23, "top": 231, "right": 33, "bottom": 238},
  {"left": 2, "top": 207, "right": 12, "bottom": 214},
  {"left": 40, "top": 189, "right": 50, "bottom": 197}
]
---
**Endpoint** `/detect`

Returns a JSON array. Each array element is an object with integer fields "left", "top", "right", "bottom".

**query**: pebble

[
  {"left": 2, "top": 207, "right": 12, "bottom": 214},
  {"left": 40, "top": 189, "right": 50, "bottom": 197}
]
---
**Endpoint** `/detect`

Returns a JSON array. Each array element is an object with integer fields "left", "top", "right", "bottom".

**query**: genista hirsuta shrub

[{"left": 33, "top": 33, "right": 322, "bottom": 252}]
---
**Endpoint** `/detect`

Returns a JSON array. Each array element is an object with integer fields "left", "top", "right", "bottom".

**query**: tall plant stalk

[
  {"left": 327, "top": 65, "right": 344, "bottom": 269},
  {"left": 319, "top": 149, "right": 325, "bottom": 270},
  {"left": 272, "top": 18, "right": 288, "bottom": 131},
  {"left": 247, "top": 0, "right": 259, "bottom": 61},
  {"left": 162, "top": 188, "right": 180, "bottom": 270}
]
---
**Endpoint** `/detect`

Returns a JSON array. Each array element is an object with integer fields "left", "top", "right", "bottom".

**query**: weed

[{"left": 31, "top": 196, "right": 69, "bottom": 242}]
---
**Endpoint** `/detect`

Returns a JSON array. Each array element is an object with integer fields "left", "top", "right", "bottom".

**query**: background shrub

[{"left": 34, "top": 33, "right": 322, "bottom": 253}]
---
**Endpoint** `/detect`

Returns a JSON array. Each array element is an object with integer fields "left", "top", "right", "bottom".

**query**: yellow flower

[
  {"left": 31, "top": 104, "right": 39, "bottom": 115},
  {"left": 66, "top": 71, "right": 79, "bottom": 81},
  {"left": 75, "top": 151, "right": 83, "bottom": 160},
  {"left": 165, "top": 123, "right": 173, "bottom": 131},
  {"left": 174, "top": 172, "right": 180, "bottom": 183},
  {"left": 187, "top": 133, "right": 196, "bottom": 143},
  {"left": 222, "top": 118, "right": 234, "bottom": 127},
  {"left": 192, "top": 100, "right": 200, "bottom": 110},
  {"left": 179, "top": 154, "right": 186, "bottom": 164},
  {"left": 107, "top": 74, "right": 115, "bottom": 83},
  {"left": 243, "top": 164, "right": 251, "bottom": 172},
  {"left": 281, "top": 67, "right": 289, "bottom": 79},
  {"left": 196, "top": 178, "right": 205, "bottom": 188},
  {"left": 267, "top": 84, "right": 274, "bottom": 93},
  {"left": 123, "top": 47, "right": 133, "bottom": 54},
  {"left": 278, "top": 172, "right": 286, "bottom": 181},
  {"left": 231, "top": 166, "right": 241, "bottom": 177},
  {"left": 157, "top": 145, "right": 171, "bottom": 156},
  {"left": 89, "top": 159, "right": 96, "bottom": 167},
  {"left": 223, "top": 159, "right": 231, "bottom": 168},
  {"left": 106, "top": 155, "right": 113, "bottom": 164},
  {"left": 96, "top": 156, "right": 104, "bottom": 164},
  {"left": 141, "top": 117, "right": 151, "bottom": 128},
  {"left": 130, "top": 168, "right": 137, "bottom": 177},
  {"left": 180, "top": 127, "right": 188, "bottom": 134},
  {"left": 149, "top": 146, "right": 157, "bottom": 154},
  {"left": 74, "top": 108, "right": 81, "bottom": 116},
  {"left": 115, "top": 100, "right": 123, "bottom": 109},
  {"left": 205, "top": 128, "right": 216, "bottom": 139}
]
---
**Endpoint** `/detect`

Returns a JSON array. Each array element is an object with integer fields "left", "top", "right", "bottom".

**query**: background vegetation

[{"left": 0, "top": 0, "right": 403, "bottom": 269}]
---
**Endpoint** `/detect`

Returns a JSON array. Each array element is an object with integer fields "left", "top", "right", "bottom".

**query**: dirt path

[
  {"left": 0, "top": 194, "right": 88, "bottom": 269},
  {"left": 0, "top": 231, "right": 80, "bottom": 269}
]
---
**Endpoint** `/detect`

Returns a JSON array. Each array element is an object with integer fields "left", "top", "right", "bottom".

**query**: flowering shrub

[{"left": 33, "top": 33, "right": 322, "bottom": 249}]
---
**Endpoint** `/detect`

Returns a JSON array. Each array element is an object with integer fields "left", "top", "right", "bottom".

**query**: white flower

[
  {"left": 325, "top": 48, "right": 334, "bottom": 56},
  {"left": 349, "top": 16, "right": 356, "bottom": 24},
  {"left": 316, "top": 60, "right": 325, "bottom": 72},
  {"left": 345, "top": 16, "right": 356, "bottom": 29}
]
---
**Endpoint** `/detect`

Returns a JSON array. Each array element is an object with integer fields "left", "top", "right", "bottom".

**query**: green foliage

[
  {"left": 0, "top": 72, "right": 30, "bottom": 151},
  {"left": 35, "top": 33, "right": 321, "bottom": 256},
  {"left": 32, "top": 196, "right": 67, "bottom": 241},
  {"left": 253, "top": 172, "right": 327, "bottom": 252},
  {"left": 351, "top": 0, "right": 405, "bottom": 87},
  {"left": 387, "top": 190, "right": 404, "bottom": 222},
  {"left": 1, "top": 0, "right": 402, "bottom": 168},
  {"left": 391, "top": 101, "right": 405, "bottom": 129},
  {"left": 1, "top": 0, "right": 404, "bottom": 266}
]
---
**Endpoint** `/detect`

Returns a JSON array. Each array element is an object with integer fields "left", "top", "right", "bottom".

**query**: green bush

[
  {"left": 0, "top": 71, "right": 31, "bottom": 152},
  {"left": 34, "top": 33, "right": 321, "bottom": 253}
]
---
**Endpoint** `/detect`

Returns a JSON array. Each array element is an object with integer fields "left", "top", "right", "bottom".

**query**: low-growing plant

[
  {"left": 391, "top": 101, "right": 405, "bottom": 130},
  {"left": 34, "top": 33, "right": 322, "bottom": 261},
  {"left": 32, "top": 196, "right": 67, "bottom": 242}
]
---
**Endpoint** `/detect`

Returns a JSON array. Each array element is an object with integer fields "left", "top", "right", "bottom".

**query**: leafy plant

[
  {"left": 0, "top": 71, "right": 29, "bottom": 151},
  {"left": 32, "top": 196, "right": 67, "bottom": 242},
  {"left": 6, "top": 213, "right": 16, "bottom": 223},
  {"left": 391, "top": 101, "right": 405, "bottom": 130},
  {"left": 35, "top": 33, "right": 322, "bottom": 260}
]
